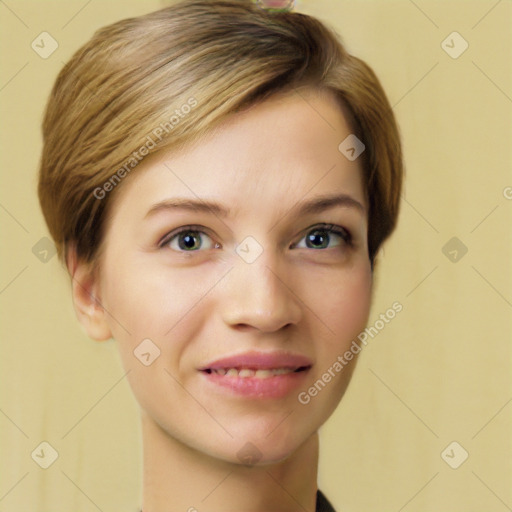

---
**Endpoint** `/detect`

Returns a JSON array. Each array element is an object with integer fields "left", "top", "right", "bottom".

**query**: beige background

[{"left": 1, "top": 0, "right": 511, "bottom": 510}]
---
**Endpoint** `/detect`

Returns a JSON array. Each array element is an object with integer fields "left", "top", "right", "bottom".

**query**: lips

[
  {"left": 199, "top": 351, "right": 313, "bottom": 372},
  {"left": 198, "top": 351, "right": 313, "bottom": 399}
]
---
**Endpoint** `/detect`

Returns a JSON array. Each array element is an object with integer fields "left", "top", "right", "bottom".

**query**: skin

[{"left": 69, "top": 87, "right": 373, "bottom": 512}]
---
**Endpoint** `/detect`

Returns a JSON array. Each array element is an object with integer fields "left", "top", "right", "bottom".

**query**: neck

[{"left": 140, "top": 411, "right": 319, "bottom": 512}]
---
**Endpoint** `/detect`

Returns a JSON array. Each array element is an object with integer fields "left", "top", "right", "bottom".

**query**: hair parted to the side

[{"left": 38, "top": 0, "right": 403, "bottom": 272}]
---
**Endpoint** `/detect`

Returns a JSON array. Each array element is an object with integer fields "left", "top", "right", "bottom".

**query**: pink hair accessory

[{"left": 255, "top": 0, "right": 295, "bottom": 12}]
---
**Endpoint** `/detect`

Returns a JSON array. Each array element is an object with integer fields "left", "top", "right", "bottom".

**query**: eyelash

[{"left": 158, "top": 223, "right": 353, "bottom": 252}]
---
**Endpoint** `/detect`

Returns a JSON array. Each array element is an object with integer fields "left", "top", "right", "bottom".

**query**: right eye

[{"left": 159, "top": 226, "right": 220, "bottom": 252}]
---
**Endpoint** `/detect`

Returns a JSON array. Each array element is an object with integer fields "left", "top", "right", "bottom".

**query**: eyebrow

[{"left": 144, "top": 193, "right": 365, "bottom": 220}]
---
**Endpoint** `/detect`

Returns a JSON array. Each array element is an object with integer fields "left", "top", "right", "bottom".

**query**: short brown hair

[{"left": 38, "top": 0, "right": 403, "bottom": 270}]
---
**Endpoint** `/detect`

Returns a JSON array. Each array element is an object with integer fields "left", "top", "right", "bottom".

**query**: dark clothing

[{"left": 316, "top": 489, "right": 336, "bottom": 512}]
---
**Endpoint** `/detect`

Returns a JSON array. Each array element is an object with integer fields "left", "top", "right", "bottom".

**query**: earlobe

[{"left": 67, "top": 246, "right": 112, "bottom": 342}]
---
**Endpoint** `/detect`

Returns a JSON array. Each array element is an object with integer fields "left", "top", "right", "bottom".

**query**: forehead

[{"left": 105, "top": 87, "right": 365, "bottom": 225}]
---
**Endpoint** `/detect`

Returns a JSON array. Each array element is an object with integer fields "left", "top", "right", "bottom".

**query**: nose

[{"left": 220, "top": 254, "right": 303, "bottom": 333}]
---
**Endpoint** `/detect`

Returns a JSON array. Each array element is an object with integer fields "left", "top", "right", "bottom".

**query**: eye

[
  {"left": 293, "top": 224, "right": 352, "bottom": 250},
  {"left": 159, "top": 226, "right": 220, "bottom": 252}
]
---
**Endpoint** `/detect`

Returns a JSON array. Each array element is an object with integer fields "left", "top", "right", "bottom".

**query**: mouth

[
  {"left": 198, "top": 351, "right": 313, "bottom": 399},
  {"left": 201, "top": 366, "right": 310, "bottom": 378}
]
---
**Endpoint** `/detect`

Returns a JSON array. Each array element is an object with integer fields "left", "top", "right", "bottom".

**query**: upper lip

[{"left": 199, "top": 351, "right": 313, "bottom": 371}]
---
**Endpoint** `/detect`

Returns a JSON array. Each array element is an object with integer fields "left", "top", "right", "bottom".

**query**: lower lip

[{"left": 200, "top": 369, "right": 311, "bottom": 399}]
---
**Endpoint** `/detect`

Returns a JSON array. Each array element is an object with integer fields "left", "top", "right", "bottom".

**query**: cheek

[
  {"left": 99, "top": 258, "right": 211, "bottom": 377},
  {"left": 299, "top": 264, "right": 372, "bottom": 415},
  {"left": 100, "top": 258, "right": 182, "bottom": 336},
  {"left": 314, "top": 263, "right": 372, "bottom": 343}
]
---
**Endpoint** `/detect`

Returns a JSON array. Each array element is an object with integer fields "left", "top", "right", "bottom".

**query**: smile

[
  {"left": 198, "top": 351, "right": 312, "bottom": 398},
  {"left": 202, "top": 367, "right": 309, "bottom": 378}
]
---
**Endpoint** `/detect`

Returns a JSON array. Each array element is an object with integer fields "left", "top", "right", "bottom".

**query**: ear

[{"left": 66, "top": 244, "right": 112, "bottom": 341}]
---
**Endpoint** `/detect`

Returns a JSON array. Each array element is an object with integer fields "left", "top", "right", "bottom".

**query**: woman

[{"left": 38, "top": 1, "right": 403, "bottom": 510}]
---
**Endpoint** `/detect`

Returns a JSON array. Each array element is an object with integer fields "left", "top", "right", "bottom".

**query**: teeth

[
  {"left": 212, "top": 367, "right": 296, "bottom": 378},
  {"left": 254, "top": 369, "right": 273, "bottom": 379}
]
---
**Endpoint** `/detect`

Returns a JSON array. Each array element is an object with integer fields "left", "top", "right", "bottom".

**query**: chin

[{"left": 224, "top": 420, "right": 316, "bottom": 466}]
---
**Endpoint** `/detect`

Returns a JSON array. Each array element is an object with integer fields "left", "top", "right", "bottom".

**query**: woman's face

[{"left": 86, "top": 88, "right": 372, "bottom": 464}]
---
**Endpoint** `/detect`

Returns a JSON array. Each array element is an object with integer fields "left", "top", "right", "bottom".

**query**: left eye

[
  {"left": 293, "top": 225, "right": 351, "bottom": 250},
  {"left": 162, "top": 228, "right": 217, "bottom": 252}
]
